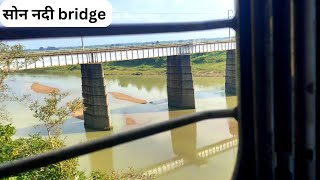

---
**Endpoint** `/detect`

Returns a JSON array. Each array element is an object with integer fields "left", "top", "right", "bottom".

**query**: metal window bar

[{"left": 0, "top": 20, "right": 234, "bottom": 40}]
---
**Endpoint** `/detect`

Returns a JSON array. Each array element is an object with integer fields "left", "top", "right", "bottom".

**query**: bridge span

[{"left": 18, "top": 41, "right": 236, "bottom": 69}]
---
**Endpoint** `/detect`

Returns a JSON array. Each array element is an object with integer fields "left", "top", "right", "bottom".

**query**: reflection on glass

[{"left": 142, "top": 109, "right": 238, "bottom": 178}]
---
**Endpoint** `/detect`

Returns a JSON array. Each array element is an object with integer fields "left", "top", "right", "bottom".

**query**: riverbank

[
  {"left": 17, "top": 62, "right": 226, "bottom": 77},
  {"left": 31, "top": 82, "right": 59, "bottom": 94},
  {"left": 17, "top": 51, "right": 227, "bottom": 77}
]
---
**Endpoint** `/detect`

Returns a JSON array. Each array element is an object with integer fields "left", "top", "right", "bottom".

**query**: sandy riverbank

[
  {"left": 30, "top": 82, "right": 148, "bottom": 120},
  {"left": 72, "top": 109, "right": 84, "bottom": 120},
  {"left": 31, "top": 82, "right": 59, "bottom": 94},
  {"left": 109, "top": 92, "right": 147, "bottom": 104},
  {"left": 31, "top": 83, "right": 148, "bottom": 104},
  {"left": 71, "top": 111, "right": 142, "bottom": 126}
]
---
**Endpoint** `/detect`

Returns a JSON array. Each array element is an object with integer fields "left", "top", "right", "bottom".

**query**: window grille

[{"left": 0, "top": 0, "right": 318, "bottom": 179}]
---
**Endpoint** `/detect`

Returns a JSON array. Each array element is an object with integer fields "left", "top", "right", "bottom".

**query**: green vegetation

[
  {"left": 0, "top": 42, "right": 82, "bottom": 179},
  {"left": 29, "top": 92, "right": 82, "bottom": 141},
  {"left": 0, "top": 42, "right": 38, "bottom": 120},
  {"left": 0, "top": 124, "right": 84, "bottom": 179},
  {"left": 0, "top": 123, "right": 155, "bottom": 180},
  {"left": 19, "top": 51, "right": 227, "bottom": 77},
  {"left": 191, "top": 51, "right": 226, "bottom": 77}
]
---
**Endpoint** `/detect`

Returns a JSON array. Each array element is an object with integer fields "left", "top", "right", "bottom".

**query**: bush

[
  {"left": 191, "top": 51, "right": 226, "bottom": 64},
  {"left": 0, "top": 124, "right": 82, "bottom": 180}
]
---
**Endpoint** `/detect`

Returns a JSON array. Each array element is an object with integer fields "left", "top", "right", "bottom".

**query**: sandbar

[
  {"left": 110, "top": 92, "right": 147, "bottom": 104},
  {"left": 31, "top": 82, "right": 59, "bottom": 94}
]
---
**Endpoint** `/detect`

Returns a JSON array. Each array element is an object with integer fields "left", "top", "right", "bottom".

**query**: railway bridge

[{"left": 16, "top": 41, "right": 236, "bottom": 130}]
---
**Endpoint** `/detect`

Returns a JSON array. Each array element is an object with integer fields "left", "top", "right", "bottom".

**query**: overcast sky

[{"left": 1, "top": 0, "right": 235, "bottom": 49}]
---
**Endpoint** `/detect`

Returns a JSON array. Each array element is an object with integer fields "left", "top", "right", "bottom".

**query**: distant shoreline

[
  {"left": 16, "top": 51, "right": 227, "bottom": 77},
  {"left": 16, "top": 65, "right": 226, "bottom": 77}
]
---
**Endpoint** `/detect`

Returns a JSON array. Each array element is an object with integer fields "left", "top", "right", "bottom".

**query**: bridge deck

[{"left": 12, "top": 41, "right": 236, "bottom": 70}]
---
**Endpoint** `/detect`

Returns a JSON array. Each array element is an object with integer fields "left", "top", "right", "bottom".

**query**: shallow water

[{"left": 3, "top": 73, "right": 238, "bottom": 179}]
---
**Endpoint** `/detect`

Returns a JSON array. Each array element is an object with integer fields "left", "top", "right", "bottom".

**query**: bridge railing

[
  {"left": 22, "top": 41, "right": 236, "bottom": 57},
  {"left": 12, "top": 41, "right": 236, "bottom": 70},
  {"left": 25, "top": 40, "right": 236, "bottom": 55},
  {"left": 144, "top": 136, "right": 238, "bottom": 177}
]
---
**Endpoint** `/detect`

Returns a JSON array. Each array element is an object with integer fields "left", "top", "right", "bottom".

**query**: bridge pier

[
  {"left": 225, "top": 50, "right": 236, "bottom": 95},
  {"left": 81, "top": 63, "right": 112, "bottom": 130},
  {"left": 167, "top": 55, "right": 195, "bottom": 109}
]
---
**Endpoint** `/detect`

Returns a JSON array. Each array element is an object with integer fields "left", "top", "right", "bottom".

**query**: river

[{"left": 4, "top": 73, "right": 238, "bottom": 180}]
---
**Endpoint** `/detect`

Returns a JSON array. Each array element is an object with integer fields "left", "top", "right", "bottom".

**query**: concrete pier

[
  {"left": 81, "top": 63, "right": 112, "bottom": 130},
  {"left": 167, "top": 55, "right": 195, "bottom": 109},
  {"left": 225, "top": 50, "right": 236, "bottom": 95}
]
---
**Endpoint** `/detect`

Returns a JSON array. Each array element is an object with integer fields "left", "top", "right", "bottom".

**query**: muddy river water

[{"left": 4, "top": 73, "right": 238, "bottom": 180}]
